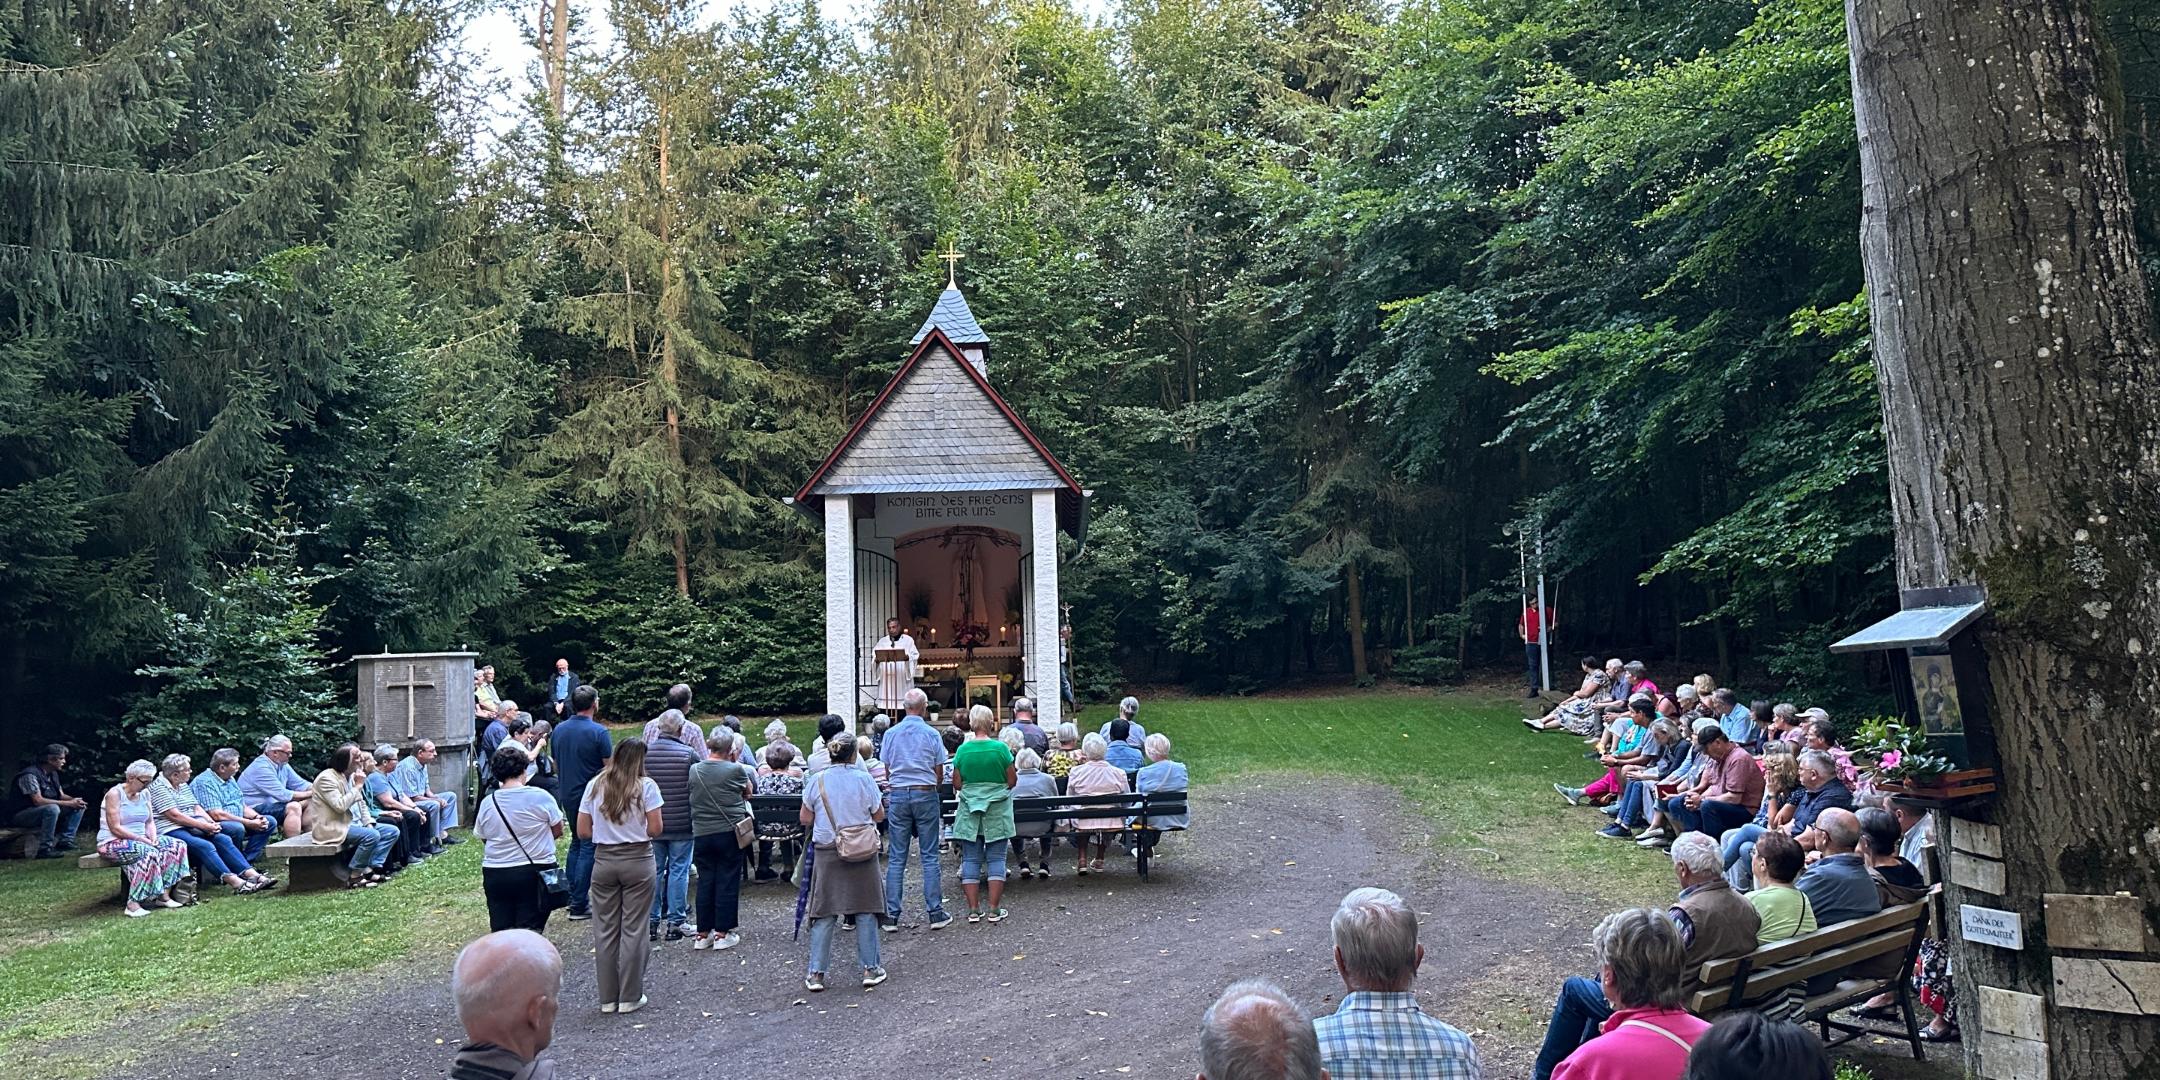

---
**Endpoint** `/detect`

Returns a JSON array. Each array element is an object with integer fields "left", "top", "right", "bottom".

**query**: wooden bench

[
  {"left": 78, "top": 835, "right": 349, "bottom": 892},
  {"left": 747, "top": 787, "right": 1191, "bottom": 881},
  {"left": 1686, "top": 885, "right": 1940, "bottom": 1059}
]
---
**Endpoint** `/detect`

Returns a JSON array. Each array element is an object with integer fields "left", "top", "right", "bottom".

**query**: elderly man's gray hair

[
  {"left": 1119, "top": 695, "right": 1139, "bottom": 715},
  {"left": 124, "top": 759, "right": 157, "bottom": 782},
  {"left": 1674, "top": 685, "right": 1698, "bottom": 702},
  {"left": 1591, "top": 907, "right": 1686, "bottom": 1010},
  {"left": 1798, "top": 749, "right": 1837, "bottom": 778},
  {"left": 1331, "top": 887, "right": 1420, "bottom": 991},
  {"left": 1816, "top": 807, "right": 1861, "bottom": 852},
  {"left": 373, "top": 743, "right": 400, "bottom": 761},
  {"left": 210, "top": 747, "right": 241, "bottom": 769},
  {"left": 656, "top": 709, "right": 686, "bottom": 737},
  {"left": 159, "top": 753, "right": 191, "bottom": 776},
  {"left": 452, "top": 929, "right": 562, "bottom": 1028},
  {"left": 1669, "top": 831, "right": 1721, "bottom": 876},
  {"left": 904, "top": 687, "right": 929, "bottom": 713},
  {"left": 1011, "top": 695, "right": 1033, "bottom": 714},
  {"left": 1197, "top": 979, "right": 1322, "bottom": 1080},
  {"left": 870, "top": 713, "right": 892, "bottom": 733},
  {"left": 263, "top": 734, "right": 293, "bottom": 752},
  {"left": 709, "top": 729, "right": 737, "bottom": 758}
]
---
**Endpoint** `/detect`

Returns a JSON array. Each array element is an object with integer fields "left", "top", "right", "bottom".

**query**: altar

[{"left": 788, "top": 273, "right": 1087, "bottom": 730}]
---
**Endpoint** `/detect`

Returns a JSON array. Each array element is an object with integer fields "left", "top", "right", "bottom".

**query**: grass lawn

[{"left": 0, "top": 688, "right": 1664, "bottom": 1075}]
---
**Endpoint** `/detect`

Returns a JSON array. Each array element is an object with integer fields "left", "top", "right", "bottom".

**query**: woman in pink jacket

[{"left": 1552, "top": 907, "right": 1710, "bottom": 1080}]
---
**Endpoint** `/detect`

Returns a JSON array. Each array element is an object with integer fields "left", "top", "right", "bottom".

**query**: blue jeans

[
  {"left": 807, "top": 914, "right": 881, "bottom": 975},
  {"left": 649, "top": 837, "right": 692, "bottom": 927},
  {"left": 423, "top": 792, "right": 459, "bottom": 839},
  {"left": 884, "top": 790, "right": 945, "bottom": 922},
  {"left": 13, "top": 803, "right": 84, "bottom": 852},
  {"left": 346, "top": 824, "right": 398, "bottom": 869},
  {"left": 219, "top": 819, "right": 269, "bottom": 863},
  {"left": 1721, "top": 823, "right": 1767, "bottom": 890},
  {"left": 250, "top": 799, "right": 292, "bottom": 834},
  {"left": 171, "top": 827, "right": 253, "bottom": 878},
  {"left": 566, "top": 837, "right": 596, "bottom": 914},
  {"left": 958, "top": 837, "right": 1007, "bottom": 885},
  {"left": 1533, "top": 975, "right": 1613, "bottom": 1080},
  {"left": 1665, "top": 794, "right": 1754, "bottom": 839}
]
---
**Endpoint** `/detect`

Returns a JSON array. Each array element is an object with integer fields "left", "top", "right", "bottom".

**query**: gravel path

[{"left": 114, "top": 778, "right": 1591, "bottom": 1080}]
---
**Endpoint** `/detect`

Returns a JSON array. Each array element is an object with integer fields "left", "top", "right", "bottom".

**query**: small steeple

[{"left": 909, "top": 243, "right": 989, "bottom": 375}]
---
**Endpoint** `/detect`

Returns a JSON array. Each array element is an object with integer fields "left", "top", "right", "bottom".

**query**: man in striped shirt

[{"left": 1315, "top": 888, "right": 1481, "bottom": 1080}]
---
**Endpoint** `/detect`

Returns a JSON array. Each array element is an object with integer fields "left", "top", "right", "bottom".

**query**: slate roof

[
  {"left": 793, "top": 326, "right": 1085, "bottom": 535},
  {"left": 909, "top": 286, "right": 989, "bottom": 346}
]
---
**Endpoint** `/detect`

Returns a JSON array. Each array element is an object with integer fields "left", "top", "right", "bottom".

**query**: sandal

[
  {"left": 967, "top": 909, "right": 983, "bottom": 924},
  {"left": 1852, "top": 1002, "right": 1899, "bottom": 1021},
  {"left": 1918, "top": 1026, "right": 1960, "bottom": 1043},
  {"left": 1090, "top": 860, "right": 1105, "bottom": 872}
]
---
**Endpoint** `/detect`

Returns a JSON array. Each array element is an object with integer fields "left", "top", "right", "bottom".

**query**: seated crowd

[{"left": 1534, "top": 659, "right": 1954, "bottom": 1056}]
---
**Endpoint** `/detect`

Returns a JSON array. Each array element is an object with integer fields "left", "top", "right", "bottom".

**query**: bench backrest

[
  {"left": 746, "top": 789, "right": 1188, "bottom": 826},
  {"left": 1686, "top": 886, "right": 1938, "bottom": 1013}
]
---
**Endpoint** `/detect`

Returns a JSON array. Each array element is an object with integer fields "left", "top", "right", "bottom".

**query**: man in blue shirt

[
  {"left": 1795, "top": 808, "right": 1882, "bottom": 926},
  {"left": 549, "top": 684, "right": 611, "bottom": 919},
  {"left": 548, "top": 658, "right": 579, "bottom": 719},
  {"left": 191, "top": 747, "right": 276, "bottom": 861},
  {"left": 392, "top": 739, "right": 463, "bottom": 846},
  {"left": 879, "top": 688, "right": 951, "bottom": 932},
  {"left": 1104, "top": 719, "right": 1145, "bottom": 772},
  {"left": 1712, "top": 688, "right": 1759, "bottom": 749},
  {"left": 238, "top": 734, "right": 315, "bottom": 839}
]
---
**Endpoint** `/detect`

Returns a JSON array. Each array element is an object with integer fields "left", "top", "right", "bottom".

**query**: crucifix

[
  {"left": 384, "top": 663, "right": 435, "bottom": 740},
  {"left": 940, "top": 241, "right": 963, "bottom": 288}
]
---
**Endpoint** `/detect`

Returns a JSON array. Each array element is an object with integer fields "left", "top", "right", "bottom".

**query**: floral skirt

[
  {"left": 1916, "top": 937, "right": 1956, "bottom": 1019},
  {"left": 1556, "top": 699, "right": 1603, "bottom": 737},
  {"left": 99, "top": 836, "right": 189, "bottom": 902}
]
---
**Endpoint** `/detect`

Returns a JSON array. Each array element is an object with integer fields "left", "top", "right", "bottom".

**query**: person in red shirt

[
  {"left": 1520, "top": 602, "right": 1553, "bottom": 698},
  {"left": 1549, "top": 907, "right": 1710, "bottom": 1080}
]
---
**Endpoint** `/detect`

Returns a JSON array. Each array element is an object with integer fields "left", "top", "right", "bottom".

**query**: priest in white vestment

[{"left": 875, "top": 617, "right": 920, "bottom": 710}]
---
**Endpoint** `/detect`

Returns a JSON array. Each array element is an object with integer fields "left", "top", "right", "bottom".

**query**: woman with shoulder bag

[
  {"left": 689, "top": 729, "right": 755, "bottom": 952},
  {"left": 474, "top": 743, "right": 565, "bottom": 933},
  {"left": 800, "top": 733, "right": 887, "bottom": 992},
  {"left": 579, "top": 738, "right": 664, "bottom": 1015}
]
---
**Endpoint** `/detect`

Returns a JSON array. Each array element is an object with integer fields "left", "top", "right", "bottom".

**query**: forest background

[{"left": 5, "top": 0, "right": 2156, "bottom": 771}]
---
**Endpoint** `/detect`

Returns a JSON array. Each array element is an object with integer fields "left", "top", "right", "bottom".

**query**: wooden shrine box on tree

[
  {"left": 353, "top": 651, "right": 478, "bottom": 823},
  {"left": 1830, "top": 583, "right": 1998, "bottom": 796}
]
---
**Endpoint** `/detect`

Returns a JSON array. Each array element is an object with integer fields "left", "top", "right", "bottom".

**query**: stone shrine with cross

[
  {"left": 788, "top": 265, "right": 1088, "bottom": 729},
  {"left": 353, "top": 651, "right": 478, "bottom": 820}
]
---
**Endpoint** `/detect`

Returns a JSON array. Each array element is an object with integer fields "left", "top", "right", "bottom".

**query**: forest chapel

[{"left": 789, "top": 270, "right": 1088, "bottom": 729}]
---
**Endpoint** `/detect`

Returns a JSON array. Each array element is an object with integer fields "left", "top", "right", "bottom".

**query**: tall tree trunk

[
  {"left": 1345, "top": 560, "right": 1368, "bottom": 681},
  {"left": 1847, "top": 1, "right": 2160, "bottom": 1075},
  {"left": 656, "top": 94, "right": 690, "bottom": 599},
  {"left": 542, "top": 0, "right": 568, "bottom": 120}
]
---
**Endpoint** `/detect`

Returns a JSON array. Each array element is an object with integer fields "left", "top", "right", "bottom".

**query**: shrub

[{"left": 1392, "top": 641, "right": 1466, "bottom": 685}]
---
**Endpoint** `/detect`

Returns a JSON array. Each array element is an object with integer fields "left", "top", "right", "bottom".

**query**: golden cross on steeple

[{"left": 939, "top": 241, "right": 963, "bottom": 288}]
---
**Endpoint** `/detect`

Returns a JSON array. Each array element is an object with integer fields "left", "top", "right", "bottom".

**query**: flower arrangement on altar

[
  {"left": 1852, "top": 715, "right": 1955, "bottom": 786},
  {"left": 951, "top": 621, "right": 991, "bottom": 649}
]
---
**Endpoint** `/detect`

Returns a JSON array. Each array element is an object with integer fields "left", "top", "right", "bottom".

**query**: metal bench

[{"left": 1686, "top": 885, "right": 1939, "bottom": 1059}]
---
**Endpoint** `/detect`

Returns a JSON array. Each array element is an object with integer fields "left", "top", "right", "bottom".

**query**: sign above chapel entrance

[{"left": 874, "top": 491, "right": 1030, "bottom": 537}]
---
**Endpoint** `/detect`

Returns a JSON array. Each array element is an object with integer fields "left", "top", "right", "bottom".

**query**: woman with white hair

[
  {"left": 1132, "top": 732, "right": 1189, "bottom": 831},
  {"left": 1045, "top": 723, "right": 1081, "bottom": 791},
  {"left": 1099, "top": 696, "right": 1146, "bottom": 748},
  {"left": 1065, "top": 734, "right": 1128, "bottom": 875},
  {"left": 1008, "top": 747, "right": 1059, "bottom": 878},
  {"left": 97, "top": 760, "right": 189, "bottom": 916},
  {"left": 759, "top": 719, "right": 795, "bottom": 764}
]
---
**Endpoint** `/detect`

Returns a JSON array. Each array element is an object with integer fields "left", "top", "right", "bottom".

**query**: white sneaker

[
  {"left": 617, "top": 995, "right": 647, "bottom": 1015},
  {"left": 692, "top": 933, "right": 711, "bottom": 950},
  {"left": 862, "top": 966, "right": 888, "bottom": 987},
  {"left": 714, "top": 931, "right": 741, "bottom": 951},
  {"left": 599, "top": 1002, "right": 618, "bottom": 1014}
]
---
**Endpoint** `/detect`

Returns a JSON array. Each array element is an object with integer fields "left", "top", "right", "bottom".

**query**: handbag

[
  {"left": 815, "top": 775, "right": 880, "bottom": 863},
  {"left": 733, "top": 813, "right": 756, "bottom": 850},
  {"left": 492, "top": 793, "right": 568, "bottom": 909}
]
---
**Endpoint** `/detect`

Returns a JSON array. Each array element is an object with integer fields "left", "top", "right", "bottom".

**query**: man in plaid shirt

[{"left": 1314, "top": 888, "right": 1482, "bottom": 1080}]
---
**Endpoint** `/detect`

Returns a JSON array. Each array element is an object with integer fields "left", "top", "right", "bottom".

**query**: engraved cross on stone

[{"left": 384, "top": 663, "right": 435, "bottom": 740}]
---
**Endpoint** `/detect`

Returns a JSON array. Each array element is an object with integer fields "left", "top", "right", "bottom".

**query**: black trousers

[
  {"left": 482, "top": 864, "right": 555, "bottom": 933},
  {"left": 387, "top": 810, "right": 429, "bottom": 865},
  {"left": 692, "top": 832, "right": 745, "bottom": 934}
]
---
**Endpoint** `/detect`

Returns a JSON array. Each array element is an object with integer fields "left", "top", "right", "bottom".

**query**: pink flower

[{"left": 1880, "top": 750, "right": 1902, "bottom": 770}]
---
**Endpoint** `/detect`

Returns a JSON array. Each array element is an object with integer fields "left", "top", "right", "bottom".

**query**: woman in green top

[
  {"left": 689, "top": 731, "right": 756, "bottom": 951},
  {"left": 950, "top": 704, "right": 1017, "bottom": 923},
  {"left": 1746, "top": 830, "right": 1818, "bottom": 944}
]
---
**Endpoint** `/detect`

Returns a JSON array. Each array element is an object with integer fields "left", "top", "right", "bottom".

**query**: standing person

[
  {"left": 1520, "top": 599, "right": 1552, "bottom": 698},
  {"left": 1058, "top": 624, "right": 1076, "bottom": 712},
  {"left": 642, "top": 711, "right": 698, "bottom": 943},
  {"left": 551, "top": 685, "right": 612, "bottom": 921},
  {"left": 474, "top": 665, "right": 501, "bottom": 738},
  {"left": 800, "top": 734, "right": 888, "bottom": 991},
  {"left": 547, "top": 658, "right": 579, "bottom": 719},
  {"left": 475, "top": 744, "right": 566, "bottom": 934},
  {"left": 191, "top": 748, "right": 275, "bottom": 862},
  {"left": 11, "top": 743, "right": 87, "bottom": 858},
  {"left": 578, "top": 738, "right": 662, "bottom": 1015},
  {"left": 873, "top": 617, "right": 920, "bottom": 712},
  {"left": 238, "top": 735, "right": 314, "bottom": 839},
  {"left": 1315, "top": 887, "right": 1481, "bottom": 1080},
  {"left": 450, "top": 930, "right": 562, "bottom": 1080},
  {"left": 689, "top": 730, "right": 753, "bottom": 951},
  {"left": 97, "top": 761, "right": 189, "bottom": 916},
  {"left": 879, "top": 688, "right": 952, "bottom": 931},
  {"left": 641, "top": 686, "right": 707, "bottom": 759},
  {"left": 951, "top": 705, "right": 1017, "bottom": 923}
]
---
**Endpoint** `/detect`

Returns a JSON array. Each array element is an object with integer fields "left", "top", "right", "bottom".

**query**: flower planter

[{"left": 1877, "top": 767, "right": 1997, "bottom": 806}]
